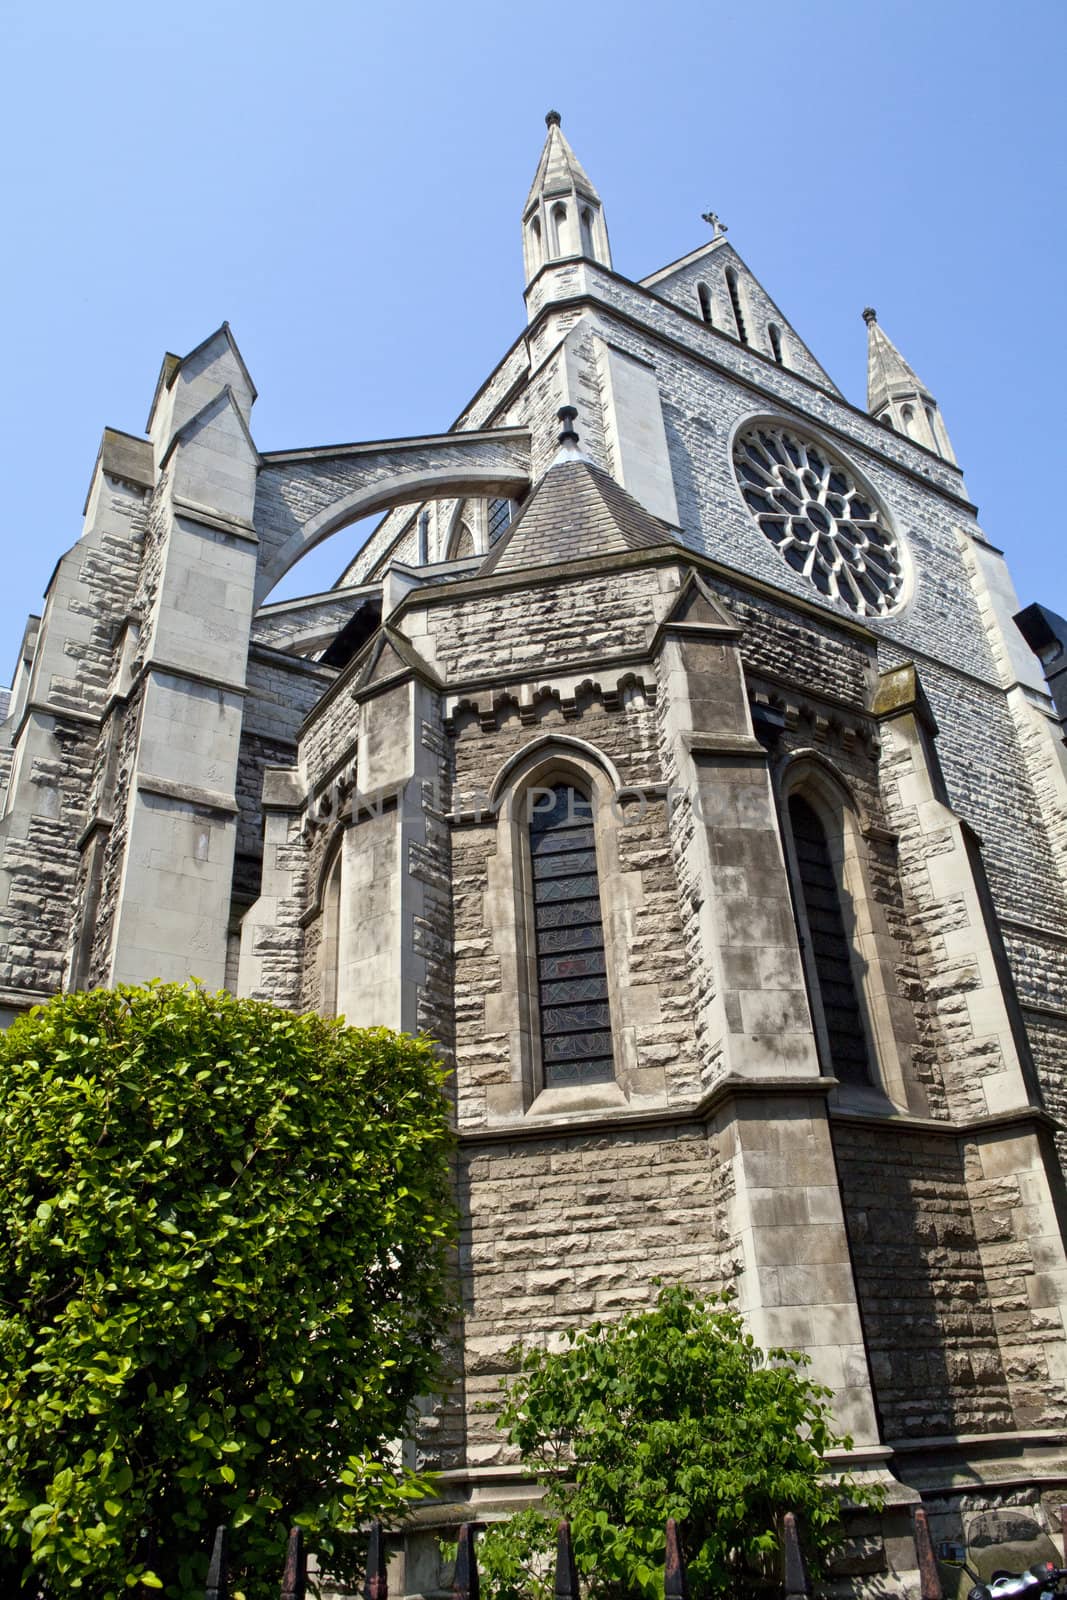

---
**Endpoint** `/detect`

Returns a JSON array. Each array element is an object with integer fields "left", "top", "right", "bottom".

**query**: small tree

[
  {"left": 0, "top": 984, "right": 455, "bottom": 1599},
  {"left": 475, "top": 1285, "right": 880, "bottom": 1599}
]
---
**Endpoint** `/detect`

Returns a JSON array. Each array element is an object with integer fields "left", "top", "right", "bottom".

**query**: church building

[{"left": 2, "top": 113, "right": 1067, "bottom": 1582}]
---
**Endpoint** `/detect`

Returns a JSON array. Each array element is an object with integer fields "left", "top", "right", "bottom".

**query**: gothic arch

[
  {"left": 775, "top": 749, "right": 910, "bottom": 1108},
  {"left": 483, "top": 738, "right": 640, "bottom": 1114},
  {"left": 487, "top": 734, "right": 624, "bottom": 813}
]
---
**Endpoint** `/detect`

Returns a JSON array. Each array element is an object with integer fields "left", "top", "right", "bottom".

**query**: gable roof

[{"left": 478, "top": 450, "right": 680, "bottom": 577}]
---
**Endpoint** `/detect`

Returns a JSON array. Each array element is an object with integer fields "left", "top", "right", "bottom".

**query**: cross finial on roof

[{"left": 701, "top": 210, "right": 727, "bottom": 238}]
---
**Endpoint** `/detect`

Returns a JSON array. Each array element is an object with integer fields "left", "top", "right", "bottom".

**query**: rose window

[{"left": 733, "top": 424, "right": 904, "bottom": 616}]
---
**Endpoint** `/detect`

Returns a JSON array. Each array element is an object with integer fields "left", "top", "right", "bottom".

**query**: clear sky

[{"left": 1, "top": 0, "right": 1064, "bottom": 667}]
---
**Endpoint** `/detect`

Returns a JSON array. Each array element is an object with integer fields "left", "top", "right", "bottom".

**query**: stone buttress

[{"left": 1, "top": 110, "right": 1067, "bottom": 1588}]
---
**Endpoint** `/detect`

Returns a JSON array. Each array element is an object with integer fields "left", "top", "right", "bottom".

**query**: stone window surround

[
  {"left": 484, "top": 734, "right": 647, "bottom": 1120},
  {"left": 774, "top": 749, "right": 911, "bottom": 1112},
  {"left": 319, "top": 843, "right": 342, "bottom": 1018},
  {"left": 727, "top": 411, "right": 916, "bottom": 621}
]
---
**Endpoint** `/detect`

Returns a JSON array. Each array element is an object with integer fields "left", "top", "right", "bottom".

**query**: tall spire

[
  {"left": 863, "top": 308, "right": 957, "bottom": 465},
  {"left": 522, "top": 111, "right": 612, "bottom": 287}
]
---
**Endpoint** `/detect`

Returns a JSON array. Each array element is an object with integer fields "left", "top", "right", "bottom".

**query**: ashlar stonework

[{"left": 2, "top": 113, "right": 1067, "bottom": 1592}]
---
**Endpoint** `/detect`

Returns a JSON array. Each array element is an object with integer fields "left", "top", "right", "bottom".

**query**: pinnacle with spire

[
  {"left": 863, "top": 308, "right": 957, "bottom": 465},
  {"left": 522, "top": 111, "right": 612, "bottom": 291}
]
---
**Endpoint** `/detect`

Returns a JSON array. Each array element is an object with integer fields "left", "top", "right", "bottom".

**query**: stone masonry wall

[
  {"left": 0, "top": 720, "right": 96, "bottom": 994},
  {"left": 426, "top": 566, "right": 665, "bottom": 682},
  {"left": 450, "top": 1122, "right": 735, "bottom": 1471},
  {"left": 832, "top": 1121, "right": 1014, "bottom": 1440},
  {"left": 448, "top": 689, "right": 700, "bottom": 1125},
  {"left": 647, "top": 245, "right": 838, "bottom": 392},
  {"left": 5, "top": 473, "right": 150, "bottom": 992},
  {"left": 236, "top": 648, "right": 333, "bottom": 904}
]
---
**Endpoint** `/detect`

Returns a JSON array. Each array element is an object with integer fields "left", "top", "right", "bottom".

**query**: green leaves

[
  {"left": 476, "top": 1285, "right": 882, "bottom": 1599},
  {"left": 0, "top": 983, "right": 454, "bottom": 1599}
]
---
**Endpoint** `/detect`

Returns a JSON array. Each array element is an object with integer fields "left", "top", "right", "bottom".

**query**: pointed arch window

[
  {"left": 529, "top": 782, "right": 614, "bottom": 1086},
  {"left": 698, "top": 282, "right": 714, "bottom": 325},
  {"left": 449, "top": 520, "right": 475, "bottom": 560},
  {"left": 768, "top": 323, "right": 784, "bottom": 364},
  {"left": 319, "top": 849, "right": 342, "bottom": 1018},
  {"left": 487, "top": 497, "right": 512, "bottom": 546},
  {"left": 787, "top": 792, "right": 871, "bottom": 1086},
  {"left": 551, "top": 201, "right": 573, "bottom": 256},
  {"left": 726, "top": 267, "right": 748, "bottom": 343},
  {"left": 580, "top": 206, "right": 596, "bottom": 257}
]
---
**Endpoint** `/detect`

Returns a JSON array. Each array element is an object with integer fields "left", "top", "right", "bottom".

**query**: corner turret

[
  {"left": 864, "top": 307, "right": 957, "bottom": 465},
  {"left": 522, "top": 111, "right": 612, "bottom": 288}
]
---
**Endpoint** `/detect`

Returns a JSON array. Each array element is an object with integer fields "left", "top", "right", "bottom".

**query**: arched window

[
  {"left": 901, "top": 403, "right": 916, "bottom": 438},
  {"left": 768, "top": 323, "right": 784, "bottom": 364},
  {"left": 448, "top": 520, "right": 475, "bottom": 560},
  {"left": 579, "top": 206, "right": 596, "bottom": 257},
  {"left": 487, "top": 497, "right": 512, "bottom": 546},
  {"left": 528, "top": 782, "right": 614, "bottom": 1086},
  {"left": 319, "top": 849, "right": 342, "bottom": 1018},
  {"left": 697, "top": 282, "right": 714, "bottom": 325},
  {"left": 787, "top": 793, "right": 871, "bottom": 1085},
  {"left": 551, "top": 201, "right": 572, "bottom": 256},
  {"left": 726, "top": 267, "right": 748, "bottom": 343},
  {"left": 528, "top": 215, "right": 543, "bottom": 268}
]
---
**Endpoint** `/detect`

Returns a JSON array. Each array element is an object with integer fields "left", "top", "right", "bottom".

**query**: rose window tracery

[{"left": 733, "top": 423, "right": 904, "bottom": 616}]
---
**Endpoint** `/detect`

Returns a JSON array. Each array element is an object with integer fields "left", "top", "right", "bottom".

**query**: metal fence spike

[
  {"left": 453, "top": 1522, "right": 480, "bottom": 1600},
  {"left": 280, "top": 1526, "right": 306, "bottom": 1600},
  {"left": 365, "top": 1518, "right": 388, "bottom": 1600},
  {"left": 205, "top": 1524, "right": 229, "bottom": 1600},
  {"left": 912, "top": 1507, "right": 944, "bottom": 1600},
  {"left": 554, "top": 1519, "right": 579, "bottom": 1600},
  {"left": 782, "top": 1512, "right": 810, "bottom": 1600},
  {"left": 664, "top": 1517, "right": 689, "bottom": 1600}
]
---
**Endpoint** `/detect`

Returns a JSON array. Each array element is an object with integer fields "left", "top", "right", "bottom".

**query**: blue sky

[{"left": 1, "top": 0, "right": 1064, "bottom": 666}]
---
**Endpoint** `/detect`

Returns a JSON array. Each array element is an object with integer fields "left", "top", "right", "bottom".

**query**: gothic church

[{"left": 3, "top": 113, "right": 1067, "bottom": 1581}]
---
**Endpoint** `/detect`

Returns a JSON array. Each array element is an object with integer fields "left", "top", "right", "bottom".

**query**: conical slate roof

[
  {"left": 479, "top": 446, "right": 680, "bottom": 577},
  {"left": 524, "top": 111, "right": 601, "bottom": 213},
  {"left": 864, "top": 308, "right": 933, "bottom": 412}
]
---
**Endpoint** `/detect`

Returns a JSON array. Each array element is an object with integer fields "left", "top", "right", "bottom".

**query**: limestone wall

[{"left": 451, "top": 1122, "right": 734, "bottom": 1471}]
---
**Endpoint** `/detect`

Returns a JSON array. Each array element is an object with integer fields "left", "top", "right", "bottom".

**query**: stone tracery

[{"left": 733, "top": 422, "right": 904, "bottom": 616}]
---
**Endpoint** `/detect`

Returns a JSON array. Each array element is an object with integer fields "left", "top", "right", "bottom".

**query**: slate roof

[{"left": 478, "top": 450, "right": 681, "bottom": 577}]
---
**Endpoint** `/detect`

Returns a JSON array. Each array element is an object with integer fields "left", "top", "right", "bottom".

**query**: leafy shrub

[
  {"left": 0, "top": 985, "right": 454, "bottom": 1598},
  {"left": 475, "top": 1284, "right": 880, "bottom": 1598}
]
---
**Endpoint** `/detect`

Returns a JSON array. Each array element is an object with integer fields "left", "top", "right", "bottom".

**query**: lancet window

[
  {"left": 528, "top": 782, "right": 614, "bottom": 1086},
  {"left": 787, "top": 792, "right": 871, "bottom": 1086}
]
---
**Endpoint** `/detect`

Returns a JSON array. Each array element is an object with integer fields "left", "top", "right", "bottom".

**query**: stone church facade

[{"left": 3, "top": 114, "right": 1067, "bottom": 1581}]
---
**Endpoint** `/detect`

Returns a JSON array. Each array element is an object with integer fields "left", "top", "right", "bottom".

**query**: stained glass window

[
  {"left": 529, "top": 783, "right": 614, "bottom": 1087},
  {"left": 733, "top": 423, "right": 904, "bottom": 617},
  {"left": 788, "top": 794, "right": 871, "bottom": 1085}
]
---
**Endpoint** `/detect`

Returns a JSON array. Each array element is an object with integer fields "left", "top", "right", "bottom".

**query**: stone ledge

[
  {"left": 457, "top": 1072, "right": 835, "bottom": 1146},
  {"left": 138, "top": 657, "right": 248, "bottom": 699},
  {"left": 171, "top": 494, "right": 258, "bottom": 543},
  {"left": 685, "top": 732, "right": 767, "bottom": 759},
  {"left": 136, "top": 774, "right": 239, "bottom": 816},
  {"left": 0, "top": 985, "right": 56, "bottom": 1011},
  {"left": 76, "top": 814, "right": 114, "bottom": 851},
  {"left": 829, "top": 1101, "right": 1064, "bottom": 1139}
]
